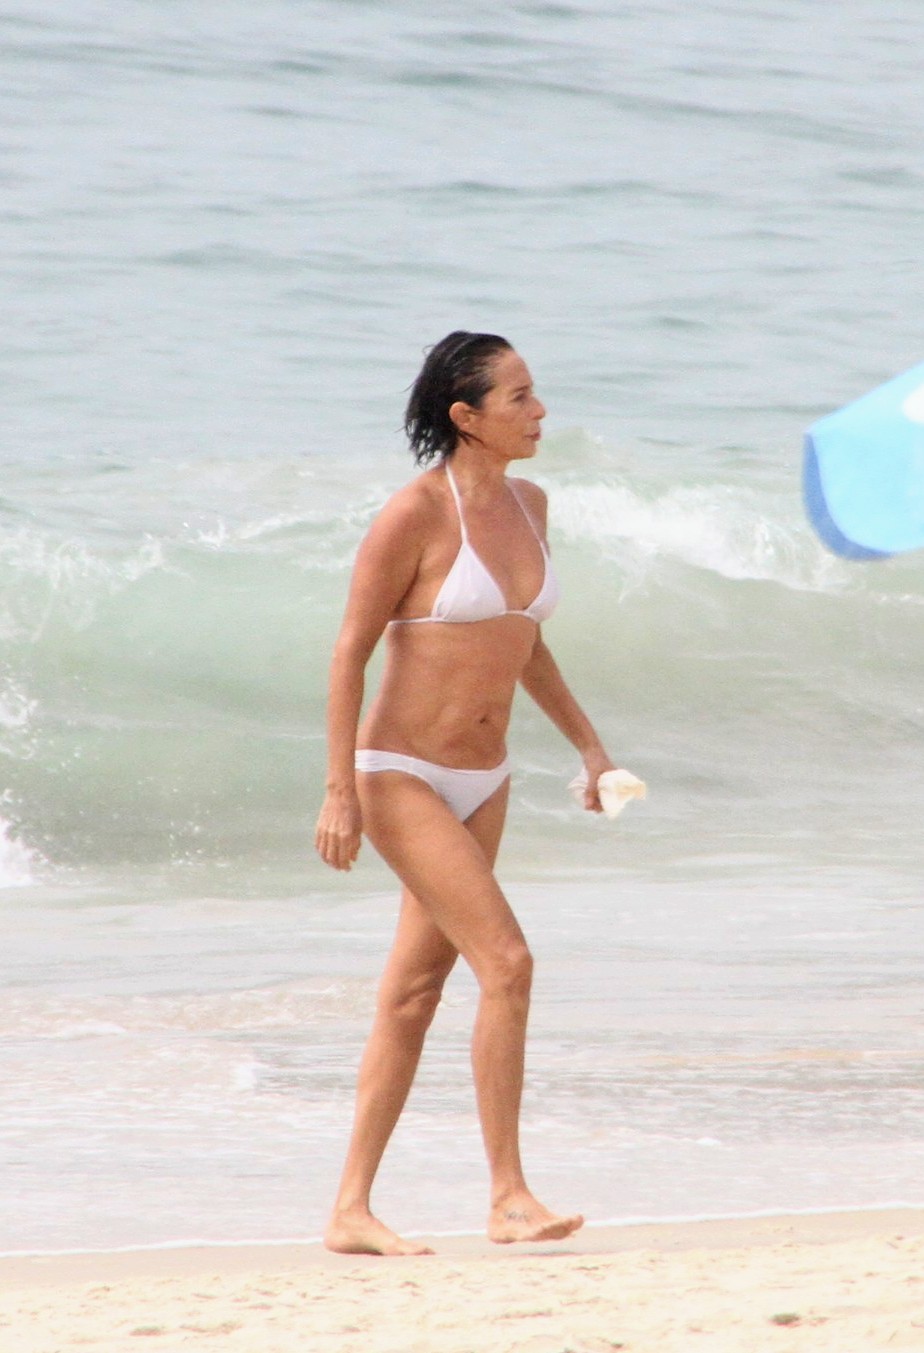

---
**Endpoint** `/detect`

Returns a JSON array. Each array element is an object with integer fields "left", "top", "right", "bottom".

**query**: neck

[{"left": 446, "top": 448, "right": 509, "bottom": 499}]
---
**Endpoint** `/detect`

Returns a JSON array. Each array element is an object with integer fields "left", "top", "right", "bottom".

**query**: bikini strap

[
  {"left": 444, "top": 462, "right": 469, "bottom": 542},
  {"left": 507, "top": 478, "right": 546, "bottom": 551}
]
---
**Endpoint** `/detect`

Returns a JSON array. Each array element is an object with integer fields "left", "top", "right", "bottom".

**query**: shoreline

[
  {"left": 3, "top": 1208, "right": 923, "bottom": 1352},
  {"left": 4, "top": 1204, "right": 924, "bottom": 1279}
]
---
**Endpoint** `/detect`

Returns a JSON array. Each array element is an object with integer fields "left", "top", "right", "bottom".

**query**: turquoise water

[{"left": 2, "top": 0, "right": 923, "bottom": 1250}]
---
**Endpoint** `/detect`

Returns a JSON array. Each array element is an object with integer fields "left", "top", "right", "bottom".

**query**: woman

[{"left": 315, "top": 331, "right": 616, "bottom": 1256}]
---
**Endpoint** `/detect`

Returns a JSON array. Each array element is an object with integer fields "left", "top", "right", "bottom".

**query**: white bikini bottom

[{"left": 354, "top": 749, "right": 510, "bottom": 822}]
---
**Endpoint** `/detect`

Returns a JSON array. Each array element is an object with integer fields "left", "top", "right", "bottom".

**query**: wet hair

[{"left": 404, "top": 331, "right": 513, "bottom": 466}]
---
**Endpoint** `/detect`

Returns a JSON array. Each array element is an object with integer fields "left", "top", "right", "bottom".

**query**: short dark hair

[{"left": 404, "top": 331, "right": 512, "bottom": 466}]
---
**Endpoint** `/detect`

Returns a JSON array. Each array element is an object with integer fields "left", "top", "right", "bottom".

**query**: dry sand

[{"left": 1, "top": 1210, "right": 923, "bottom": 1353}]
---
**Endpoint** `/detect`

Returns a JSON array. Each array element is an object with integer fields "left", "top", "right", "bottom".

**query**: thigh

[
  {"left": 358, "top": 771, "right": 525, "bottom": 976},
  {"left": 375, "top": 774, "right": 512, "bottom": 1002},
  {"left": 463, "top": 773, "right": 509, "bottom": 868}
]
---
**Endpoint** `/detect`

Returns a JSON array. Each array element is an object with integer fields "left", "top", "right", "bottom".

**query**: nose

[{"left": 534, "top": 395, "right": 546, "bottom": 420}]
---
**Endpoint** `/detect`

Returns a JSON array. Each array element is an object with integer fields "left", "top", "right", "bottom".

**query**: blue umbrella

[{"left": 803, "top": 361, "right": 924, "bottom": 559}]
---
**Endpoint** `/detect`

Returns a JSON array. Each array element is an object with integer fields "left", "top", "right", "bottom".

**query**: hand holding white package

[{"left": 568, "top": 768, "right": 647, "bottom": 819}]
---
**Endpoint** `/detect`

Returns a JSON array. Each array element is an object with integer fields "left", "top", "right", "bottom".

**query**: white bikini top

[{"left": 390, "top": 464, "right": 559, "bottom": 626}]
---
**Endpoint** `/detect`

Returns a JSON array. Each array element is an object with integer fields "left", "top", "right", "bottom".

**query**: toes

[
  {"left": 488, "top": 1208, "right": 584, "bottom": 1245},
  {"left": 324, "top": 1216, "right": 435, "bottom": 1257},
  {"left": 534, "top": 1213, "right": 584, "bottom": 1241}
]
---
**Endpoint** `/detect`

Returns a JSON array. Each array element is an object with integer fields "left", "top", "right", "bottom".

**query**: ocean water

[{"left": 2, "top": 0, "right": 924, "bottom": 1252}]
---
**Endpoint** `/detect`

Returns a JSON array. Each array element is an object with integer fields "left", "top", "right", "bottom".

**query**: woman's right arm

[
  {"left": 314, "top": 492, "right": 426, "bottom": 871},
  {"left": 313, "top": 623, "right": 373, "bottom": 872}
]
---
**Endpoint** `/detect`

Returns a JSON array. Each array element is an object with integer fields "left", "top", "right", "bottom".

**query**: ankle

[
  {"left": 331, "top": 1197, "right": 371, "bottom": 1218},
  {"left": 490, "top": 1180, "right": 529, "bottom": 1209}
]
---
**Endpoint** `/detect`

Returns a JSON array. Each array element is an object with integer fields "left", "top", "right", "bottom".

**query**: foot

[
  {"left": 324, "top": 1206, "right": 435, "bottom": 1256},
  {"left": 487, "top": 1191, "right": 584, "bottom": 1245}
]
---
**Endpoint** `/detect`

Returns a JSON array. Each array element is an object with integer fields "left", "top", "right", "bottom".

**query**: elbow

[
  {"left": 331, "top": 627, "right": 377, "bottom": 675},
  {"left": 519, "top": 633, "right": 546, "bottom": 688},
  {"left": 527, "top": 630, "right": 551, "bottom": 668}
]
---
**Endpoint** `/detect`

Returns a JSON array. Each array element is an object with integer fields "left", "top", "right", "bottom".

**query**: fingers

[
  {"left": 315, "top": 824, "right": 361, "bottom": 871},
  {"left": 315, "top": 835, "right": 355, "bottom": 871},
  {"left": 315, "top": 796, "right": 363, "bottom": 871},
  {"left": 582, "top": 754, "right": 619, "bottom": 813},
  {"left": 337, "top": 830, "right": 361, "bottom": 870}
]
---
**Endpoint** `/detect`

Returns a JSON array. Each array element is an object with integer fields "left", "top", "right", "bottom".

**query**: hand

[
  {"left": 315, "top": 787, "right": 362, "bottom": 871},
  {"left": 580, "top": 751, "right": 618, "bottom": 813}
]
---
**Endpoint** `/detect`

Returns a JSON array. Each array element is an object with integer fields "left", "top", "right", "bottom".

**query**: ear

[{"left": 449, "top": 399, "right": 477, "bottom": 434}]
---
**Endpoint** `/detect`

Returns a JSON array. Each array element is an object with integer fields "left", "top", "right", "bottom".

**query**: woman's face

[{"left": 454, "top": 348, "right": 546, "bottom": 461}]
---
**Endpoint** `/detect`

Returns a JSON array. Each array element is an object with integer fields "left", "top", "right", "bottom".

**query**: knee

[
  {"left": 481, "top": 941, "right": 533, "bottom": 1002},
  {"left": 379, "top": 973, "right": 446, "bottom": 1033}
]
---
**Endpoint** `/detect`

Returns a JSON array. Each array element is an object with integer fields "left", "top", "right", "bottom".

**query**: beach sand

[{"left": 1, "top": 1210, "right": 923, "bottom": 1352}]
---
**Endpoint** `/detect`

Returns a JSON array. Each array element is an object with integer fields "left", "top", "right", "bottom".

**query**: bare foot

[
  {"left": 488, "top": 1192, "right": 584, "bottom": 1245},
  {"left": 324, "top": 1206, "right": 434, "bottom": 1256}
]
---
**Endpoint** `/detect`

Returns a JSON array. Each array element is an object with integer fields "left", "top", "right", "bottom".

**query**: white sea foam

[
  {"left": 0, "top": 678, "right": 36, "bottom": 755},
  {"left": 552, "top": 480, "right": 847, "bottom": 591},
  {"left": 0, "top": 529, "right": 169, "bottom": 638},
  {"left": 0, "top": 817, "right": 36, "bottom": 889}
]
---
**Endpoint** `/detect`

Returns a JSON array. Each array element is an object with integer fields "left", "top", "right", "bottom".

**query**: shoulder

[
  {"left": 376, "top": 468, "right": 447, "bottom": 528},
  {"left": 346, "top": 472, "right": 446, "bottom": 616},
  {"left": 361, "top": 469, "right": 447, "bottom": 553},
  {"left": 509, "top": 476, "right": 549, "bottom": 526}
]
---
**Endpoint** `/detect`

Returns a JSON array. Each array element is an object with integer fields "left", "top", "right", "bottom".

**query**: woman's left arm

[{"left": 519, "top": 633, "right": 616, "bottom": 812}]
